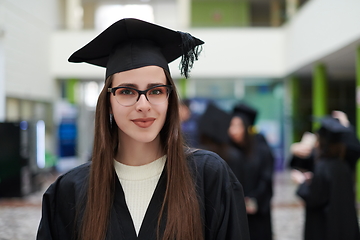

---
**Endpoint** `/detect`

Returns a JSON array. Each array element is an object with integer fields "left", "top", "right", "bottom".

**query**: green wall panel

[
  {"left": 191, "top": 0, "right": 250, "bottom": 27},
  {"left": 312, "top": 63, "right": 328, "bottom": 131}
]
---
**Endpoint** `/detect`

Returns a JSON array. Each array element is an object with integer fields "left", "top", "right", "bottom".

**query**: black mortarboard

[
  {"left": 232, "top": 103, "right": 258, "bottom": 126},
  {"left": 68, "top": 18, "right": 204, "bottom": 79},
  {"left": 317, "top": 116, "right": 351, "bottom": 143},
  {"left": 198, "top": 103, "right": 232, "bottom": 144}
]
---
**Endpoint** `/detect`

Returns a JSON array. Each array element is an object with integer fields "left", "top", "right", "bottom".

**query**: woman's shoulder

[
  {"left": 46, "top": 162, "right": 91, "bottom": 194},
  {"left": 188, "top": 149, "right": 226, "bottom": 167},
  {"left": 187, "top": 149, "right": 234, "bottom": 179},
  {"left": 187, "top": 149, "right": 243, "bottom": 196},
  {"left": 59, "top": 162, "right": 91, "bottom": 181}
]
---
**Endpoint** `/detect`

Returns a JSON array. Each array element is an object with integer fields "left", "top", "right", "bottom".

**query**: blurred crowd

[
  {"left": 179, "top": 99, "right": 360, "bottom": 240},
  {"left": 1, "top": 98, "right": 359, "bottom": 240}
]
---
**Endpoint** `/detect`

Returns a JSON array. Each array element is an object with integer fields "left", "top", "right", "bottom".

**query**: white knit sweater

[{"left": 114, "top": 155, "right": 166, "bottom": 235}]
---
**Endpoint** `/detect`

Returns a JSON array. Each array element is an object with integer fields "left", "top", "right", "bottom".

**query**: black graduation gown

[
  {"left": 289, "top": 149, "right": 315, "bottom": 172},
  {"left": 342, "top": 126, "right": 360, "bottom": 176},
  {"left": 296, "top": 158, "right": 360, "bottom": 240},
  {"left": 36, "top": 149, "right": 250, "bottom": 240},
  {"left": 226, "top": 134, "right": 274, "bottom": 240},
  {"left": 289, "top": 125, "right": 360, "bottom": 176}
]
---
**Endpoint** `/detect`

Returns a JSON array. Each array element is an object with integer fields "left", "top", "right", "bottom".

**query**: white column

[
  {"left": 0, "top": 30, "right": 5, "bottom": 122},
  {"left": 66, "top": 0, "right": 83, "bottom": 30},
  {"left": 0, "top": 0, "right": 5, "bottom": 122},
  {"left": 186, "top": 78, "right": 196, "bottom": 98},
  {"left": 177, "top": 0, "right": 191, "bottom": 29},
  {"left": 234, "top": 79, "right": 245, "bottom": 99},
  {"left": 286, "top": 0, "right": 299, "bottom": 20}
]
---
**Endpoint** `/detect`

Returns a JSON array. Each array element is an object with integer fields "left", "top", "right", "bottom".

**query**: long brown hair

[
  {"left": 79, "top": 70, "right": 203, "bottom": 240},
  {"left": 316, "top": 134, "right": 346, "bottom": 160},
  {"left": 230, "top": 115, "right": 254, "bottom": 158}
]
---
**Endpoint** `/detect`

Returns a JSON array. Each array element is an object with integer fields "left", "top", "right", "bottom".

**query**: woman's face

[
  {"left": 228, "top": 116, "right": 246, "bottom": 144},
  {"left": 110, "top": 65, "right": 169, "bottom": 144}
]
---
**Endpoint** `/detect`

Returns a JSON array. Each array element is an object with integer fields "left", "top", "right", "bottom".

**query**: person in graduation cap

[
  {"left": 291, "top": 116, "right": 360, "bottom": 240},
  {"left": 225, "top": 103, "right": 274, "bottom": 240},
  {"left": 197, "top": 102, "right": 232, "bottom": 160},
  {"left": 178, "top": 98, "right": 199, "bottom": 148},
  {"left": 36, "top": 18, "right": 250, "bottom": 240},
  {"left": 289, "top": 110, "right": 360, "bottom": 181}
]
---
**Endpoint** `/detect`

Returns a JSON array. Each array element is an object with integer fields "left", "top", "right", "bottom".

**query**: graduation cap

[
  {"left": 68, "top": 18, "right": 204, "bottom": 79},
  {"left": 198, "top": 103, "right": 232, "bottom": 144},
  {"left": 232, "top": 103, "right": 258, "bottom": 126},
  {"left": 317, "top": 116, "right": 351, "bottom": 143}
]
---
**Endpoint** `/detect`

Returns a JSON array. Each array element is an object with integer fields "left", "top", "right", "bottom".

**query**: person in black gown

[
  {"left": 36, "top": 18, "right": 250, "bottom": 240},
  {"left": 289, "top": 111, "right": 360, "bottom": 180},
  {"left": 225, "top": 103, "right": 274, "bottom": 240},
  {"left": 291, "top": 116, "right": 360, "bottom": 240},
  {"left": 179, "top": 98, "right": 200, "bottom": 148}
]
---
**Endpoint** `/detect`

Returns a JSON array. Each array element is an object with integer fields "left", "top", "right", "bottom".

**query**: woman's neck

[{"left": 115, "top": 135, "right": 164, "bottom": 166}]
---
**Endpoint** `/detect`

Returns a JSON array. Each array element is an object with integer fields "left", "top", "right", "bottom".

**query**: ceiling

[
  {"left": 79, "top": 0, "right": 357, "bottom": 80},
  {"left": 82, "top": 0, "right": 172, "bottom": 3},
  {"left": 292, "top": 39, "right": 360, "bottom": 80},
  {"left": 81, "top": 0, "right": 281, "bottom": 4}
]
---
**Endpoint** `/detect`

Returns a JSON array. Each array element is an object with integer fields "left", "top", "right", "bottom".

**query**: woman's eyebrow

[
  {"left": 147, "top": 83, "right": 165, "bottom": 88},
  {"left": 117, "top": 83, "right": 137, "bottom": 88},
  {"left": 115, "top": 82, "right": 165, "bottom": 88}
]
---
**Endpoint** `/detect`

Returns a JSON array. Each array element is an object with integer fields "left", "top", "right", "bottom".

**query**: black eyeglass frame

[{"left": 108, "top": 84, "right": 173, "bottom": 106}]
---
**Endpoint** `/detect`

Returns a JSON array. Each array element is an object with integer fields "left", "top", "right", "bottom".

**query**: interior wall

[
  {"left": 285, "top": 0, "right": 360, "bottom": 74},
  {"left": 2, "top": 0, "right": 58, "bottom": 101}
]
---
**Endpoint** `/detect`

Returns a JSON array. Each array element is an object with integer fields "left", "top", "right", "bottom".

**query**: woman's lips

[{"left": 132, "top": 118, "right": 155, "bottom": 128}]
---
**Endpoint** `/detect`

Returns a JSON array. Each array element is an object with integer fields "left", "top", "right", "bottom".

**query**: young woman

[
  {"left": 292, "top": 116, "right": 360, "bottom": 240},
  {"left": 225, "top": 103, "right": 274, "bottom": 240},
  {"left": 36, "top": 18, "right": 250, "bottom": 240}
]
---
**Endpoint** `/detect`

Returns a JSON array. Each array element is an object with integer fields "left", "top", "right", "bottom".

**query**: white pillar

[
  {"left": 0, "top": 30, "right": 5, "bottom": 122},
  {"left": 186, "top": 78, "right": 196, "bottom": 98},
  {"left": 286, "top": 0, "right": 299, "bottom": 20},
  {"left": 177, "top": 0, "right": 191, "bottom": 29},
  {"left": 0, "top": 0, "right": 5, "bottom": 122},
  {"left": 66, "top": 0, "right": 83, "bottom": 30},
  {"left": 234, "top": 79, "right": 245, "bottom": 99}
]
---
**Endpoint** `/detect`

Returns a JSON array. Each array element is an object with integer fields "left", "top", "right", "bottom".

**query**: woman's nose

[{"left": 135, "top": 94, "right": 151, "bottom": 111}]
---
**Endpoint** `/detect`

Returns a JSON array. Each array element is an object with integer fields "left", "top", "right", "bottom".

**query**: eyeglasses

[{"left": 108, "top": 85, "right": 173, "bottom": 106}]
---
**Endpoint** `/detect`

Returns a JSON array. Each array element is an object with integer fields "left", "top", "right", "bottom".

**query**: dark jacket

[
  {"left": 37, "top": 150, "right": 250, "bottom": 240},
  {"left": 297, "top": 157, "right": 360, "bottom": 240},
  {"left": 226, "top": 134, "right": 274, "bottom": 240}
]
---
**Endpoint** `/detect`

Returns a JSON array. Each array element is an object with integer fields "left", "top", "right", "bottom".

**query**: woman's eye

[
  {"left": 149, "top": 88, "right": 164, "bottom": 95},
  {"left": 118, "top": 88, "right": 135, "bottom": 95}
]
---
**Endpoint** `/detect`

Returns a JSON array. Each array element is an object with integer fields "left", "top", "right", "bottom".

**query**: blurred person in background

[
  {"left": 179, "top": 98, "right": 199, "bottom": 148},
  {"left": 225, "top": 103, "right": 275, "bottom": 240},
  {"left": 179, "top": 99, "right": 191, "bottom": 123},
  {"left": 289, "top": 111, "right": 360, "bottom": 181},
  {"left": 36, "top": 18, "right": 250, "bottom": 240},
  {"left": 288, "top": 131, "right": 317, "bottom": 173},
  {"left": 197, "top": 102, "right": 232, "bottom": 160},
  {"left": 291, "top": 116, "right": 360, "bottom": 240}
]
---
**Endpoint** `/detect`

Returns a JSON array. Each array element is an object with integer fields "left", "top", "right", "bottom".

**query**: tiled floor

[
  {"left": 0, "top": 170, "right": 304, "bottom": 240},
  {"left": 272, "top": 170, "right": 304, "bottom": 240}
]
